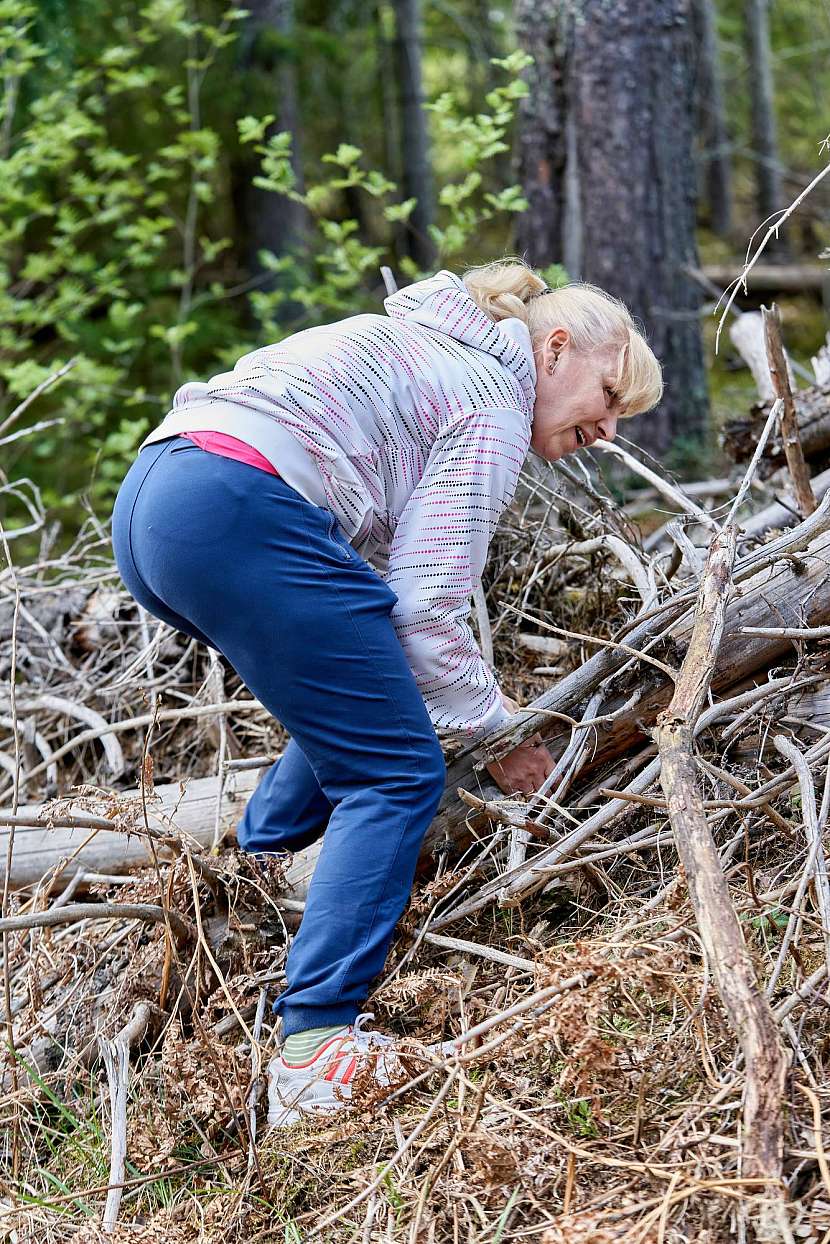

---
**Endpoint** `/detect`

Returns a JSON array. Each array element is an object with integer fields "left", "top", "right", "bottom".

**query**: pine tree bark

[
  {"left": 515, "top": 0, "right": 569, "bottom": 266},
  {"left": 391, "top": 0, "right": 436, "bottom": 270},
  {"left": 691, "top": 0, "right": 732, "bottom": 237},
  {"left": 515, "top": 0, "right": 709, "bottom": 460},
  {"left": 744, "top": 0, "right": 787, "bottom": 256}
]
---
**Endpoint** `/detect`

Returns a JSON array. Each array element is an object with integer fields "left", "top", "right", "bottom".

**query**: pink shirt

[{"left": 182, "top": 431, "right": 279, "bottom": 476}]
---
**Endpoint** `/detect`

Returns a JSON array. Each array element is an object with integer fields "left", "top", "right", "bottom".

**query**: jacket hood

[{"left": 384, "top": 270, "right": 537, "bottom": 414}]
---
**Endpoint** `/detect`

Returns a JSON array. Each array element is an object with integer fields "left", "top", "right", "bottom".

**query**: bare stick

[
  {"left": 715, "top": 159, "right": 830, "bottom": 350},
  {"left": 98, "top": 1002, "right": 151, "bottom": 1234},
  {"left": 246, "top": 987, "right": 268, "bottom": 1174},
  {"left": 420, "top": 932, "right": 536, "bottom": 973},
  {"left": 0, "top": 357, "right": 78, "bottom": 440},
  {"left": 763, "top": 304, "right": 816, "bottom": 516},
  {"left": 2, "top": 699, "right": 265, "bottom": 789},
  {"left": 472, "top": 582, "right": 494, "bottom": 665},
  {"left": 0, "top": 901, "right": 191, "bottom": 941},
  {"left": 594, "top": 440, "right": 717, "bottom": 530},
  {"left": 769, "top": 736, "right": 830, "bottom": 991},
  {"left": 655, "top": 524, "right": 789, "bottom": 1203},
  {"left": 724, "top": 398, "right": 783, "bottom": 525},
  {"left": 741, "top": 625, "right": 830, "bottom": 639},
  {"left": 541, "top": 535, "right": 657, "bottom": 608}
]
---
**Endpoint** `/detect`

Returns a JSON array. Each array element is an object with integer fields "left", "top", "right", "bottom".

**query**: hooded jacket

[{"left": 141, "top": 270, "right": 537, "bottom": 739}]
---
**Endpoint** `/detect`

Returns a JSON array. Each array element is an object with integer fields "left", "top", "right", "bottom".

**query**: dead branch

[
  {"left": 763, "top": 303, "right": 817, "bottom": 516},
  {"left": 0, "top": 901, "right": 192, "bottom": 942},
  {"left": 655, "top": 525, "right": 789, "bottom": 1212}
]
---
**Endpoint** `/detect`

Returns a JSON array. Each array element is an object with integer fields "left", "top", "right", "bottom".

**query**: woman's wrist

[{"left": 500, "top": 690, "right": 521, "bottom": 716}]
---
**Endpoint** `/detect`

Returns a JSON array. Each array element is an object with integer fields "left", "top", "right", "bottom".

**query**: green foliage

[
  {"left": 237, "top": 48, "right": 532, "bottom": 324},
  {"left": 423, "top": 50, "right": 531, "bottom": 265},
  {"left": 1, "top": 3, "right": 530, "bottom": 527},
  {"left": 553, "top": 1089, "right": 600, "bottom": 1139}
]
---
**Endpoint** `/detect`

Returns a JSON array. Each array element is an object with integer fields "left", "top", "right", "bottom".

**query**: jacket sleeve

[{"left": 385, "top": 406, "right": 531, "bottom": 741}]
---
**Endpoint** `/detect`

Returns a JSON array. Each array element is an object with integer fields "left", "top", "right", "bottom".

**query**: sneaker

[{"left": 267, "top": 1011, "right": 411, "bottom": 1127}]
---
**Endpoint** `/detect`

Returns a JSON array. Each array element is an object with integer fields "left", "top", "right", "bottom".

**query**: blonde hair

[{"left": 462, "top": 258, "right": 663, "bottom": 417}]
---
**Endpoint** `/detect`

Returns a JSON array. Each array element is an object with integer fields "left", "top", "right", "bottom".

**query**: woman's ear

[{"left": 545, "top": 327, "right": 569, "bottom": 358}]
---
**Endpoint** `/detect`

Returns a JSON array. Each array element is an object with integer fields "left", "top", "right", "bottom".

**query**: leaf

[
  {"left": 322, "top": 143, "right": 362, "bottom": 168},
  {"left": 237, "top": 114, "right": 275, "bottom": 145},
  {"left": 384, "top": 197, "right": 417, "bottom": 223}
]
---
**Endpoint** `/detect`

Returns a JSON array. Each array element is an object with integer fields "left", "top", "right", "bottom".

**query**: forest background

[{"left": 1, "top": 0, "right": 829, "bottom": 534}]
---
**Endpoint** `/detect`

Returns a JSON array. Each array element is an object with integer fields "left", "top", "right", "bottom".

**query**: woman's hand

[{"left": 484, "top": 692, "right": 555, "bottom": 795}]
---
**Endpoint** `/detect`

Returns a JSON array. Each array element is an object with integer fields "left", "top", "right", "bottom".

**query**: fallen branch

[
  {"left": 0, "top": 901, "right": 192, "bottom": 942},
  {"left": 655, "top": 524, "right": 789, "bottom": 1212},
  {"left": 763, "top": 304, "right": 816, "bottom": 516},
  {"left": 0, "top": 770, "right": 259, "bottom": 890},
  {"left": 98, "top": 1002, "right": 152, "bottom": 1234}
]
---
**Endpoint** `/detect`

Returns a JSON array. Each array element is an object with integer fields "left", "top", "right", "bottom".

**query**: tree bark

[
  {"left": 744, "top": 0, "right": 788, "bottom": 257},
  {"left": 391, "top": 0, "right": 436, "bottom": 270},
  {"left": 514, "top": 0, "right": 569, "bottom": 266},
  {"left": 691, "top": 0, "right": 732, "bottom": 237},
  {"left": 515, "top": 0, "right": 709, "bottom": 460}
]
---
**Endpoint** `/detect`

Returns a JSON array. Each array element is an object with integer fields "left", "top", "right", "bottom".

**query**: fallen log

[
  {"left": 0, "top": 761, "right": 328, "bottom": 901},
  {"left": 703, "top": 262, "right": 828, "bottom": 294},
  {"left": 722, "top": 384, "right": 830, "bottom": 477},
  {"left": 0, "top": 770, "right": 258, "bottom": 890}
]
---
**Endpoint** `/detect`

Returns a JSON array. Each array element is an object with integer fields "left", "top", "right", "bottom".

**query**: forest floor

[{"left": 3, "top": 811, "right": 828, "bottom": 1244}]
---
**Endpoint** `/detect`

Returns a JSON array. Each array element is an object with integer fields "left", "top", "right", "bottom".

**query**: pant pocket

[{"left": 324, "top": 511, "right": 354, "bottom": 561}]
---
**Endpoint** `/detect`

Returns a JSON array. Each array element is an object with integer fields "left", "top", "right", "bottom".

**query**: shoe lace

[{"left": 350, "top": 1011, "right": 396, "bottom": 1053}]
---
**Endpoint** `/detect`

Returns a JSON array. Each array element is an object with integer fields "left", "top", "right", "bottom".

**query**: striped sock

[{"left": 282, "top": 1024, "right": 350, "bottom": 1065}]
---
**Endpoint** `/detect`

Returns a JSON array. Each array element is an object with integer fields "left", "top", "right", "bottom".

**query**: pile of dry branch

[{"left": 2, "top": 320, "right": 830, "bottom": 1243}]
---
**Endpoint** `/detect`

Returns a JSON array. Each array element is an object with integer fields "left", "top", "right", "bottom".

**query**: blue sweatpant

[{"left": 111, "top": 437, "right": 447, "bottom": 1036}]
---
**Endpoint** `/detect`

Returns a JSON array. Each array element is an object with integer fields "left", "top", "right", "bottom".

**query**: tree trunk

[
  {"left": 230, "top": 0, "right": 308, "bottom": 299},
  {"left": 391, "top": 0, "right": 435, "bottom": 270},
  {"left": 514, "top": 0, "right": 568, "bottom": 266},
  {"left": 744, "top": 0, "right": 787, "bottom": 257},
  {"left": 570, "top": 0, "right": 708, "bottom": 458},
  {"left": 691, "top": 0, "right": 732, "bottom": 237},
  {"left": 515, "top": 0, "right": 709, "bottom": 461}
]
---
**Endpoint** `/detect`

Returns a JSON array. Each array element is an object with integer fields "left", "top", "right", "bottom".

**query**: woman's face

[{"left": 530, "top": 327, "right": 622, "bottom": 461}]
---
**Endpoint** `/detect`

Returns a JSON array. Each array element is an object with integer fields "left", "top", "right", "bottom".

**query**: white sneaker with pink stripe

[{"left": 267, "top": 1011, "right": 409, "bottom": 1127}]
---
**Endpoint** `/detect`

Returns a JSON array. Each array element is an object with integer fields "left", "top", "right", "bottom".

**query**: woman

[{"left": 111, "top": 259, "right": 663, "bottom": 1126}]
